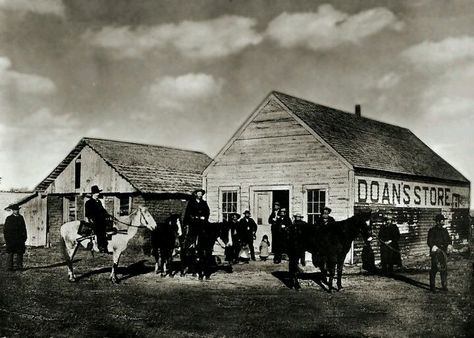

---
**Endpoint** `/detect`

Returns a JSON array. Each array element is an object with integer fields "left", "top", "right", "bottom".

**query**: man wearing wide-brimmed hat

[
  {"left": 183, "top": 188, "right": 211, "bottom": 279},
  {"left": 3, "top": 204, "right": 27, "bottom": 271},
  {"left": 317, "top": 206, "right": 335, "bottom": 227},
  {"left": 378, "top": 215, "right": 401, "bottom": 275},
  {"left": 85, "top": 185, "right": 110, "bottom": 253},
  {"left": 427, "top": 214, "right": 452, "bottom": 292},
  {"left": 237, "top": 210, "right": 258, "bottom": 261}
]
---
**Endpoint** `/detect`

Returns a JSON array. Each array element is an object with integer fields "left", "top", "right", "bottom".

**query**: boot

[
  {"left": 441, "top": 272, "right": 448, "bottom": 291},
  {"left": 429, "top": 271, "right": 436, "bottom": 292}
]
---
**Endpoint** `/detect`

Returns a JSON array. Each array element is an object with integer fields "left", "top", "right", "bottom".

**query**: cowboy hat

[
  {"left": 6, "top": 204, "right": 20, "bottom": 211},
  {"left": 435, "top": 214, "right": 446, "bottom": 222},
  {"left": 243, "top": 210, "right": 251, "bottom": 215},
  {"left": 192, "top": 188, "right": 206, "bottom": 195},
  {"left": 323, "top": 206, "right": 332, "bottom": 213},
  {"left": 91, "top": 185, "right": 102, "bottom": 194}
]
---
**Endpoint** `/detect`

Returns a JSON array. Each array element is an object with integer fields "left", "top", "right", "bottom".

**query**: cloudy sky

[{"left": 0, "top": 0, "right": 472, "bottom": 206}]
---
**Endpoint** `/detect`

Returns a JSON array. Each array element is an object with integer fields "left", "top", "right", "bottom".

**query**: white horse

[{"left": 60, "top": 205, "right": 157, "bottom": 283}]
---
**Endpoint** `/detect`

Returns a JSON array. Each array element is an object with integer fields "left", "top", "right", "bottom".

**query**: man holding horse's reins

[
  {"left": 85, "top": 185, "right": 112, "bottom": 253},
  {"left": 428, "top": 214, "right": 453, "bottom": 292}
]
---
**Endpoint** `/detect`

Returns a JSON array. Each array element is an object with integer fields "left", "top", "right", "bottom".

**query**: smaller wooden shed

[{"left": 16, "top": 137, "right": 211, "bottom": 248}]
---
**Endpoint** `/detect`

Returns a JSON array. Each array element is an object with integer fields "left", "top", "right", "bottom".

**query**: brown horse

[{"left": 288, "top": 211, "right": 373, "bottom": 291}]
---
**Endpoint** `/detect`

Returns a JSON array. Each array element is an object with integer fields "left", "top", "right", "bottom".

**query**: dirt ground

[{"left": 0, "top": 246, "right": 472, "bottom": 338}]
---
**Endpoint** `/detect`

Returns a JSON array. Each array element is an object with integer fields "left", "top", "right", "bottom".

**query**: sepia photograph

[{"left": 0, "top": 1, "right": 473, "bottom": 337}]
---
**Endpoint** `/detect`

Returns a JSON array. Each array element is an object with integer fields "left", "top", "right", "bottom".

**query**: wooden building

[
  {"left": 15, "top": 137, "right": 211, "bottom": 248},
  {"left": 203, "top": 91, "right": 471, "bottom": 262}
]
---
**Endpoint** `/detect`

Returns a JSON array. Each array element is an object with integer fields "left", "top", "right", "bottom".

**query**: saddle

[
  {"left": 77, "top": 220, "right": 119, "bottom": 239},
  {"left": 78, "top": 221, "right": 94, "bottom": 237}
]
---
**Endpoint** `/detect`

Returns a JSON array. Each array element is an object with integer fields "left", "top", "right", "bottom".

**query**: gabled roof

[
  {"left": 272, "top": 91, "right": 468, "bottom": 184},
  {"left": 35, "top": 137, "right": 212, "bottom": 194}
]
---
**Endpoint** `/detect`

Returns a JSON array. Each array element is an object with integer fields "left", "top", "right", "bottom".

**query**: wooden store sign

[{"left": 355, "top": 176, "right": 468, "bottom": 208}]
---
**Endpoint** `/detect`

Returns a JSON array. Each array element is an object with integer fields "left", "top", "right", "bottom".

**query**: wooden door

[{"left": 254, "top": 191, "right": 273, "bottom": 254}]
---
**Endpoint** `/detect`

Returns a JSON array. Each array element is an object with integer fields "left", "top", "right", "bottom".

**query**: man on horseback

[
  {"left": 183, "top": 188, "right": 212, "bottom": 279},
  {"left": 85, "top": 185, "right": 111, "bottom": 253}
]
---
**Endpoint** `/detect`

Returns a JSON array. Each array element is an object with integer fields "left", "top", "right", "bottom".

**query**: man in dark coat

[
  {"left": 268, "top": 201, "right": 281, "bottom": 263},
  {"left": 85, "top": 185, "right": 111, "bottom": 253},
  {"left": 428, "top": 214, "right": 452, "bottom": 292},
  {"left": 291, "top": 213, "right": 307, "bottom": 266},
  {"left": 378, "top": 216, "right": 401, "bottom": 275},
  {"left": 3, "top": 204, "right": 27, "bottom": 271},
  {"left": 273, "top": 208, "right": 292, "bottom": 263},
  {"left": 238, "top": 210, "right": 258, "bottom": 261},
  {"left": 316, "top": 206, "right": 335, "bottom": 228},
  {"left": 183, "top": 188, "right": 213, "bottom": 280}
]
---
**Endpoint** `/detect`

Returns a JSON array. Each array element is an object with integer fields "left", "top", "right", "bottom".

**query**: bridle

[{"left": 112, "top": 207, "right": 150, "bottom": 229}]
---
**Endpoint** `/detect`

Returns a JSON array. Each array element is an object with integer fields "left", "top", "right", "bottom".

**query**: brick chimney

[{"left": 355, "top": 104, "right": 361, "bottom": 117}]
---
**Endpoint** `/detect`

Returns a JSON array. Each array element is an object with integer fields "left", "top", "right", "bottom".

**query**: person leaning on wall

[{"left": 3, "top": 204, "right": 28, "bottom": 271}]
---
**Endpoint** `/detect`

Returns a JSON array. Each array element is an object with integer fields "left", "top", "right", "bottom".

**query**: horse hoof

[
  {"left": 68, "top": 277, "right": 76, "bottom": 283},
  {"left": 160, "top": 273, "right": 166, "bottom": 278}
]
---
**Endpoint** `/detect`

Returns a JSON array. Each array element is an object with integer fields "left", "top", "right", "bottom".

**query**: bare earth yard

[{"left": 0, "top": 246, "right": 472, "bottom": 337}]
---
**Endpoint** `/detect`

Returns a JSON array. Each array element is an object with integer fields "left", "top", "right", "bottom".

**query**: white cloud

[
  {"left": 375, "top": 72, "right": 402, "bottom": 89},
  {"left": 83, "top": 15, "right": 262, "bottom": 59},
  {"left": 0, "top": 0, "right": 65, "bottom": 17},
  {"left": 402, "top": 36, "right": 474, "bottom": 67},
  {"left": 0, "top": 108, "right": 84, "bottom": 190},
  {"left": 146, "top": 73, "right": 224, "bottom": 111},
  {"left": 266, "top": 5, "right": 403, "bottom": 51},
  {"left": 0, "top": 56, "right": 56, "bottom": 95}
]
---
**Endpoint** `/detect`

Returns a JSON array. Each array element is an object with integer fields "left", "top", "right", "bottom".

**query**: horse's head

[
  {"left": 354, "top": 211, "right": 373, "bottom": 243},
  {"left": 135, "top": 206, "right": 157, "bottom": 231}
]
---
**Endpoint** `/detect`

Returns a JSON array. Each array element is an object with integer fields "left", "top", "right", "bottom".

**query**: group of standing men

[{"left": 269, "top": 201, "right": 335, "bottom": 264}]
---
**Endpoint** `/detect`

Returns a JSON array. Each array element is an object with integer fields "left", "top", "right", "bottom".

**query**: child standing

[{"left": 259, "top": 235, "right": 271, "bottom": 261}]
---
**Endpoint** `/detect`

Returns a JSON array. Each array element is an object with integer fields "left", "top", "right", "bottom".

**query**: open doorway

[{"left": 272, "top": 190, "right": 289, "bottom": 212}]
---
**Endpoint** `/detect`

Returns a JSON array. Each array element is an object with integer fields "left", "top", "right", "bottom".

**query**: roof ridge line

[
  {"left": 271, "top": 90, "right": 410, "bottom": 131},
  {"left": 83, "top": 136, "right": 210, "bottom": 157}
]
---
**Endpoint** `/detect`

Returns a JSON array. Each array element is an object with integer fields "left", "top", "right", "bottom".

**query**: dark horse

[
  {"left": 288, "top": 211, "right": 373, "bottom": 291},
  {"left": 151, "top": 214, "right": 182, "bottom": 277}
]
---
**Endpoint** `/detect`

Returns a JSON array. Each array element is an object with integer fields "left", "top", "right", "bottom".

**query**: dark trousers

[
  {"left": 197, "top": 236, "right": 214, "bottom": 279},
  {"left": 430, "top": 250, "right": 448, "bottom": 290},
  {"left": 6, "top": 252, "right": 23, "bottom": 270},
  {"left": 380, "top": 247, "right": 395, "bottom": 274},
  {"left": 242, "top": 237, "right": 256, "bottom": 260},
  {"left": 94, "top": 222, "right": 108, "bottom": 249}
]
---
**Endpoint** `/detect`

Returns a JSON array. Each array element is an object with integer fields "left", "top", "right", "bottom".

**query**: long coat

[
  {"left": 237, "top": 217, "right": 257, "bottom": 242},
  {"left": 3, "top": 214, "right": 27, "bottom": 254},
  {"left": 378, "top": 223, "right": 401, "bottom": 266}
]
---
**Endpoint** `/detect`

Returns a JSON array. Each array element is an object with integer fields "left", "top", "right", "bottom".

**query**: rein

[
  {"left": 112, "top": 208, "right": 149, "bottom": 229},
  {"left": 372, "top": 234, "right": 403, "bottom": 255}
]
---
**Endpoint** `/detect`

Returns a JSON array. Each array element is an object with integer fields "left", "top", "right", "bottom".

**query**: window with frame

[
  {"left": 119, "top": 195, "right": 131, "bottom": 216},
  {"left": 74, "top": 156, "right": 81, "bottom": 189},
  {"left": 221, "top": 190, "right": 238, "bottom": 222},
  {"left": 307, "top": 189, "right": 326, "bottom": 225}
]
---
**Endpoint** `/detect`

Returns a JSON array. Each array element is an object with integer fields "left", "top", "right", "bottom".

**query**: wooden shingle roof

[
  {"left": 35, "top": 137, "right": 211, "bottom": 194},
  {"left": 273, "top": 91, "right": 468, "bottom": 184}
]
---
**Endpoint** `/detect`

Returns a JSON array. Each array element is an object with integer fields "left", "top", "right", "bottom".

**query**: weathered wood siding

[
  {"left": 204, "top": 99, "right": 352, "bottom": 222},
  {"left": 45, "top": 146, "right": 135, "bottom": 194},
  {"left": 21, "top": 195, "right": 48, "bottom": 246},
  {"left": 353, "top": 174, "right": 471, "bottom": 261}
]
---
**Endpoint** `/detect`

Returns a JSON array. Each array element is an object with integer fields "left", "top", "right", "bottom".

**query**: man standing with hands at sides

[
  {"left": 3, "top": 204, "right": 27, "bottom": 271},
  {"left": 238, "top": 210, "right": 258, "bottom": 261},
  {"left": 427, "top": 214, "right": 452, "bottom": 292},
  {"left": 268, "top": 201, "right": 281, "bottom": 263}
]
